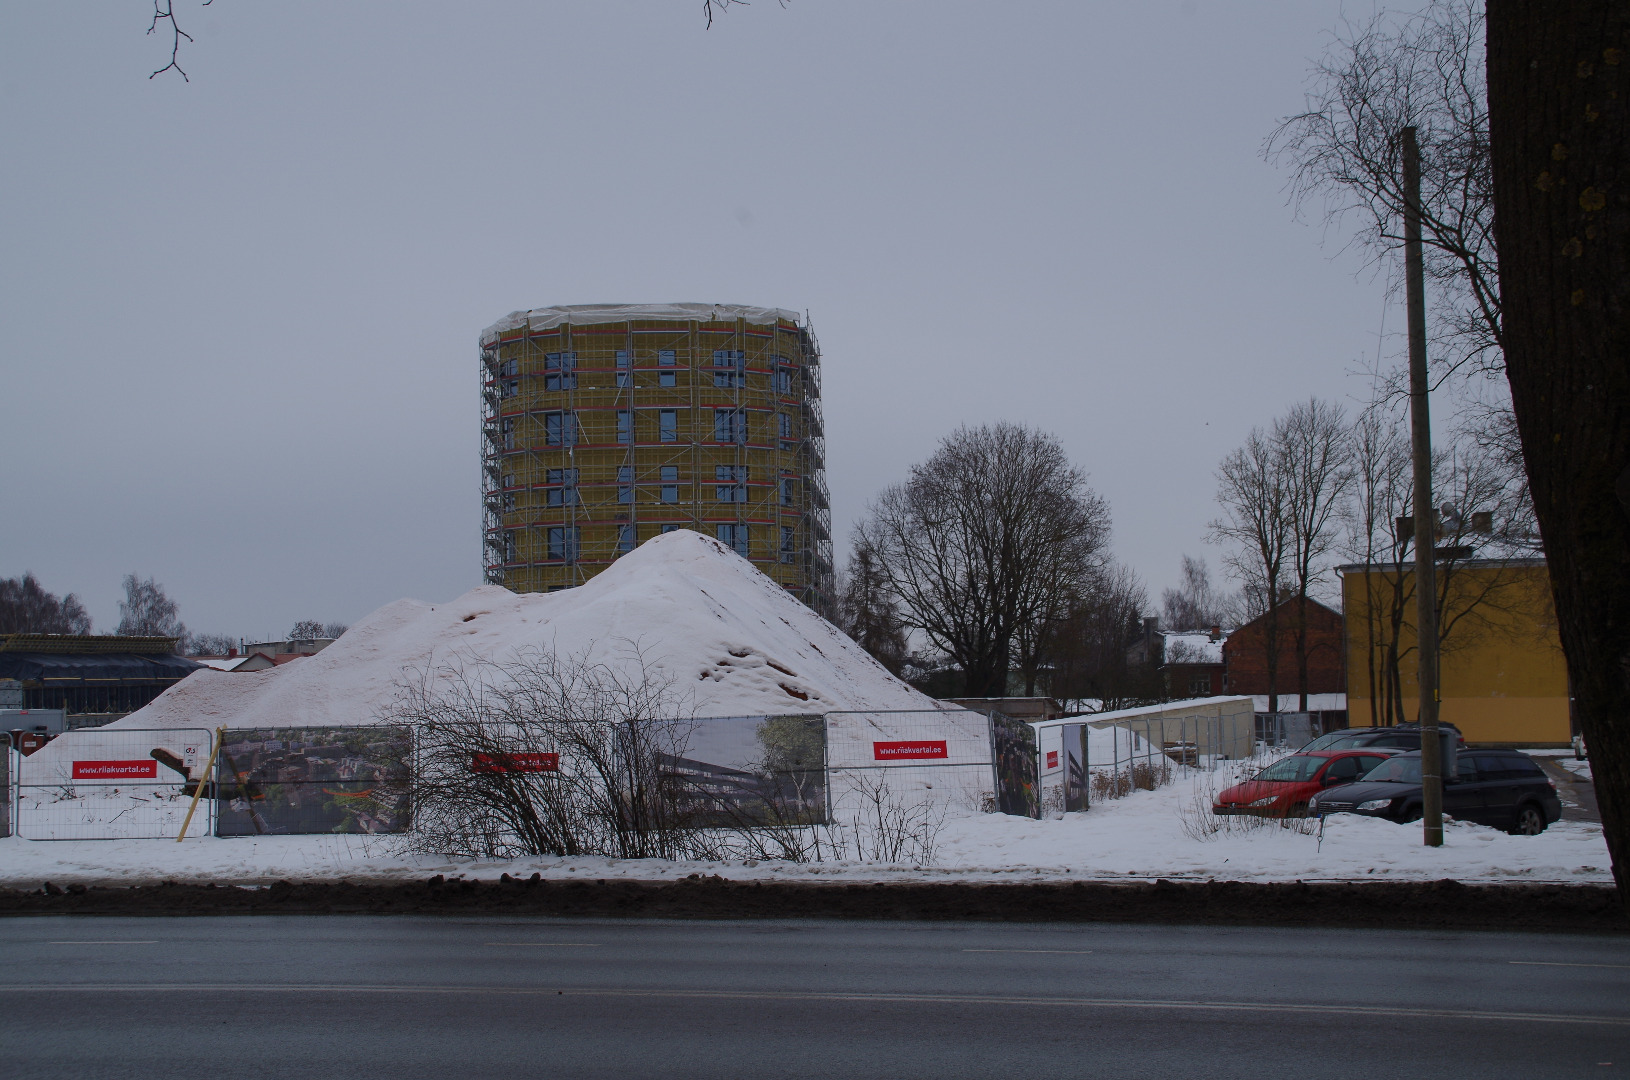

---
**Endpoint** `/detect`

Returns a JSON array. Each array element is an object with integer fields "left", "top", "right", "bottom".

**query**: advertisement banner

[
  {"left": 872, "top": 740, "right": 948, "bottom": 761},
  {"left": 988, "top": 711, "right": 1039, "bottom": 818},
  {"left": 72, "top": 760, "right": 159, "bottom": 780},
  {"left": 472, "top": 751, "right": 559, "bottom": 773},
  {"left": 215, "top": 726, "right": 411, "bottom": 836},
  {"left": 666, "top": 715, "right": 826, "bottom": 827},
  {"left": 1062, "top": 723, "right": 1090, "bottom": 812}
]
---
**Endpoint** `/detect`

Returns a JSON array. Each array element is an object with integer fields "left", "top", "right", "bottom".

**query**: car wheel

[
  {"left": 1398, "top": 805, "right": 1422, "bottom": 824},
  {"left": 1511, "top": 803, "right": 1547, "bottom": 836}
]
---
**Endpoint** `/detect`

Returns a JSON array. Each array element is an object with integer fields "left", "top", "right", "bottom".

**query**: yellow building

[
  {"left": 479, "top": 304, "right": 832, "bottom": 608},
  {"left": 1338, "top": 558, "right": 1571, "bottom": 746}
]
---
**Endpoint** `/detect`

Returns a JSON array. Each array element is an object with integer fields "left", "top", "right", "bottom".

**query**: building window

[
  {"left": 544, "top": 412, "right": 576, "bottom": 447},
  {"left": 500, "top": 417, "right": 516, "bottom": 450},
  {"left": 715, "top": 465, "right": 748, "bottom": 503},
  {"left": 618, "top": 465, "right": 634, "bottom": 503},
  {"left": 501, "top": 492, "right": 516, "bottom": 512},
  {"left": 660, "top": 524, "right": 680, "bottom": 534},
  {"left": 780, "top": 526, "right": 796, "bottom": 562},
  {"left": 502, "top": 473, "right": 515, "bottom": 489},
  {"left": 712, "top": 350, "right": 746, "bottom": 388},
  {"left": 501, "top": 379, "right": 519, "bottom": 399},
  {"left": 658, "top": 349, "right": 677, "bottom": 367},
  {"left": 777, "top": 412, "right": 792, "bottom": 440},
  {"left": 717, "top": 523, "right": 749, "bottom": 558},
  {"left": 714, "top": 408, "right": 747, "bottom": 444},
  {"left": 616, "top": 350, "right": 632, "bottom": 388},
  {"left": 659, "top": 371, "right": 677, "bottom": 388},
  {"left": 617, "top": 410, "right": 633, "bottom": 444},
  {"left": 1189, "top": 676, "right": 1212, "bottom": 697},
  {"left": 659, "top": 409, "right": 677, "bottom": 443},
  {"left": 546, "top": 468, "right": 579, "bottom": 507},
  {"left": 544, "top": 352, "right": 577, "bottom": 391},
  {"left": 618, "top": 524, "right": 636, "bottom": 553},
  {"left": 547, "top": 526, "right": 580, "bottom": 562},
  {"left": 661, "top": 465, "right": 679, "bottom": 504},
  {"left": 498, "top": 358, "right": 518, "bottom": 378},
  {"left": 780, "top": 478, "right": 794, "bottom": 506},
  {"left": 504, "top": 530, "right": 518, "bottom": 563}
]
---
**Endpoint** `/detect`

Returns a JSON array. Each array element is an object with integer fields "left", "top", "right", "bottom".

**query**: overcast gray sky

[{"left": 1, "top": 1, "right": 1419, "bottom": 640}]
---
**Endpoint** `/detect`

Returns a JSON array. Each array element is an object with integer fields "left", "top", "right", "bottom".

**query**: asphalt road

[{"left": 2, "top": 916, "right": 1626, "bottom": 1079}]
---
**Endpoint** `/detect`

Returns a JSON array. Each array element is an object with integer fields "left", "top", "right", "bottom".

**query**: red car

[{"left": 1213, "top": 749, "right": 1400, "bottom": 818}]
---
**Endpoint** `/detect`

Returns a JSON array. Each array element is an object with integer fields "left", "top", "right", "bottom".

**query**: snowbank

[
  {"left": 0, "top": 767, "right": 1608, "bottom": 887},
  {"left": 111, "top": 530, "right": 946, "bottom": 733}
]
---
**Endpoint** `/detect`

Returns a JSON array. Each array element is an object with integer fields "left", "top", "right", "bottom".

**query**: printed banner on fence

[
  {"left": 72, "top": 760, "right": 159, "bottom": 780},
  {"left": 472, "top": 751, "right": 559, "bottom": 773},
  {"left": 872, "top": 740, "right": 948, "bottom": 761},
  {"left": 215, "top": 726, "right": 411, "bottom": 836},
  {"left": 989, "top": 712, "right": 1039, "bottom": 818},
  {"left": 665, "top": 715, "right": 826, "bottom": 827}
]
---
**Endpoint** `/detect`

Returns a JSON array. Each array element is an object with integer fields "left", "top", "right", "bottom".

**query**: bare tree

[
  {"left": 183, "top": 631, "right": 238, "bottom": 657},
  {"left": 0, "top": 574, "right": 92, "bottom": 635},
  {"left": 115, "top": 574, "right": 186, "bottom": 640},
  {"left": 322, "top": 621, "right": 349, "bottom": 639},
  {"left": 1268, "top": 0, "right": 1500, "bottom": 380},
  {"left": 855, "top": 423, "right": 1110, "bottom": 698},
  {"left": 1209, "top": 428, "right": 1291, "bottom": 713},
  {"left": 1047, "top": 562, "right": 1156, "bottom": 712},
  {"left": 1279, "top": 398, "right": 1353, "bottom": 712},
  {"left": 1160, "top": 555, "right": 1236, "bottom": 630}
]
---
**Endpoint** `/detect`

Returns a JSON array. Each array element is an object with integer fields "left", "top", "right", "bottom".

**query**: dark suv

[
  {"left": 1300, "top": 723, "right": 1465, "bottom": 754},
  {"left": 1308, "top": 749, "right": 1562, "bottom": 834}
]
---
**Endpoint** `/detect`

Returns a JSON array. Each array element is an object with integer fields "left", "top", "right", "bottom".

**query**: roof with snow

[
  {"left": 481, "top": 303, "right": 805, "bottom": 344},
  {"left": 1159, "top": 631, "right": 1226, "bottom": 665},
  {"left": 114, "top": 530, "right": 946, "bottom": 732}
]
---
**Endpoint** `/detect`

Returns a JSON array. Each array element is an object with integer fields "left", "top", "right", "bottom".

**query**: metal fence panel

[
  {"left": 215, "top": 726, "right": 412, "bottom": 836},
  {"left": 1, "top": 732, "right": 10, "bottom": 838},
  {"left": 15, "top": 727, "right": 212, "bottom": 840},
  {"left": 824, "top": 709, "right": 1010, "bottom": 820},
  {"left": 667, "top": 714, "right": 826, "bottom": 828}
]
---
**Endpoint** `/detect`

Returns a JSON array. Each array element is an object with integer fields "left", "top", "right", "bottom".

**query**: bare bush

[
  {"left": 384, "top": 643, "right": 702, "bottom": 860},
  {"left": 1089, "top": 760, "right": 1173, "bottom": 801},
  {"left": 832, "top": 771, "right": 946, "bottom": 866}
]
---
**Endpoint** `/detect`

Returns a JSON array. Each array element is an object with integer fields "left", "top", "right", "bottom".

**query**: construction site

[{"left": 479, "top": 303, "right": 833, "bottom": 609}]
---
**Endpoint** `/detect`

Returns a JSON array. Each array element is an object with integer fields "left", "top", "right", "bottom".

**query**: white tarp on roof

[{"left": 481, "top": 303, "right": 804, "bottom": 343}]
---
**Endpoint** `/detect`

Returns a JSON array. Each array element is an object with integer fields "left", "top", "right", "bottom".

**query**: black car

[
  {"left": 1307, "top": 749, "right": 1562, "bottom": 834},
  {"left": 1299, "top": 722, "right": 1466, "bottom": 754}
]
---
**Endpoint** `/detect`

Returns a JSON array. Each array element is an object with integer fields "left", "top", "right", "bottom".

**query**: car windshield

[
  {"left": 1362, "top": 757, "right": 1422, "bottom": 784},
  {"left": 1300, "top": 732, "right": 1354, "bottom": 752},
  {"left": 1254, "top": 755, "right": 1324, "bottom": 782}
]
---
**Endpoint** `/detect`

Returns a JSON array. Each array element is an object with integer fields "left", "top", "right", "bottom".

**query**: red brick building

[{"left": 1223, "top": 597, "right": 1345, "bottom": 700}]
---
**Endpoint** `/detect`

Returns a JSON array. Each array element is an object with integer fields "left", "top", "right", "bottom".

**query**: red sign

[
  {"left": 472, "top": 752, "right": 559, "bottom": 774},
  {"left": 1046, "top": 750, "right": 1059, "bottom": 770},
  {"left": 73, "top": 760, "right": 158, "bottom": 780},
  {"left": 872, "top": 740, "right": 948, "bottom": 761}
]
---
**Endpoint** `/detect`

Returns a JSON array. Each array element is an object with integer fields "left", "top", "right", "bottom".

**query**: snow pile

[{"left": 114, "top": 530, "right": 945, "bottom": 733}]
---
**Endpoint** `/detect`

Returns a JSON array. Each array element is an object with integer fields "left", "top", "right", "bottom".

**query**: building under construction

[{"left": 480, "top": 304, "right": 833, "bottom": 609}]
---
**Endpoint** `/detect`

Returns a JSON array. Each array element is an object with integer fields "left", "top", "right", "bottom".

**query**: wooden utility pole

[{"left": 1402, "top": 126, "right": 1442, "bottom": 847}]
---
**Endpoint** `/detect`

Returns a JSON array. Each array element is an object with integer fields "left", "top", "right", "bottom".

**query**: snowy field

[{"left": 0, "top": 766, "right": 1609, "bottom": 889}]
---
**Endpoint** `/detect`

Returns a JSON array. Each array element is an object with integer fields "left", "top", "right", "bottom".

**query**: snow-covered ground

[{"left": 0, "top": 767, "right": 1608, "bottom": 889}]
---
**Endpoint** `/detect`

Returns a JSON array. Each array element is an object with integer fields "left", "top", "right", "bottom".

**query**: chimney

[{"left": 1209, "top": 624, "right": 1221, "bottom": 642}]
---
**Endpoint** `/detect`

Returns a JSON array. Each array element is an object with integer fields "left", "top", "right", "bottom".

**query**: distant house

[
  {"left": 241, "top": 638, "right": 336, "bottom": 659},
  {"left": 1223, "top": 598, "right": 1345, "bottom": 700},
  {"left": 1125, "top": 619, "right": 1229, "bottom": 700}
]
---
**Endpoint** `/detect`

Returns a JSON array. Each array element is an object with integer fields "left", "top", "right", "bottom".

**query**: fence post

[{"left": 176, "top": 726, "right": 224, "bottom": 843}]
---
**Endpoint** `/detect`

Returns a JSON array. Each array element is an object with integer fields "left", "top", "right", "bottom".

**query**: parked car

[
  {"left": 1299, "top": 722, "right": 1466, "bottom": 754},
  {"left": 1213, "top": 749, "right": 1401, "bottom": 818},
  {"left": 1307, "top": 749, "right": 1562, "bottom": 834}
]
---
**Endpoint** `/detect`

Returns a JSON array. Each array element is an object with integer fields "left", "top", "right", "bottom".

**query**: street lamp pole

[{"left": 1402, "top": 125, "right": 1442, "bottom": 847}]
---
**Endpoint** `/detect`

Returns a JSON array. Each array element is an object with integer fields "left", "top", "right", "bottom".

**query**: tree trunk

[
  {"left": 1487, "top": 0, "right": 1630, "bottom": 902},
  {"left": 1295, "top": 592, "right": 1310, "bottom": 713}
]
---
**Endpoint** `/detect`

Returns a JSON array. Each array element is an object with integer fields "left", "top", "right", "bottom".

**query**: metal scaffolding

[{"left": 480, "top": 305, "right": 833, "bottom": 612}]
